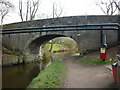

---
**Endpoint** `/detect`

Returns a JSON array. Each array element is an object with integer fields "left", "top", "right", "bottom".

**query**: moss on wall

[{"left": 2, "top": 46, "right": 24, "bottom": 66}]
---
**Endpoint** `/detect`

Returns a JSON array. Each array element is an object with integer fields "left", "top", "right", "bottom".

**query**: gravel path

[{"left": 63, "top": 56, "right": 114, "bottom": 88}]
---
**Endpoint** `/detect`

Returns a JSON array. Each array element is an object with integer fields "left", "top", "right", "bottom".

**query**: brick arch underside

[{"left": 27, "top": 34, "right": 66, "bottom": 55}]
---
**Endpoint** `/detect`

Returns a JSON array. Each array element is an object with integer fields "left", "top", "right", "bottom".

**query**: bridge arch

[
  {"left": 25, "top": 34, "right": 65, "bottom": 54},
  {"left": 24, "top": 34, "right": 80, "bottom": 62}
]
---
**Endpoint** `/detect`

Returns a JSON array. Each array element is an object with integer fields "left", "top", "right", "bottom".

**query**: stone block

[{"left": 2, "top": 55, "right": 19, "bottom": 66}]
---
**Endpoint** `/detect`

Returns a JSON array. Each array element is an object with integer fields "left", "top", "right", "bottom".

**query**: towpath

[{"left": 63, "top": 55, "right": 115, "bottom": 88}]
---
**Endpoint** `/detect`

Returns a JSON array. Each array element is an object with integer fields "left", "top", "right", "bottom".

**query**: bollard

[
  {"left": 117, "top": 54, "right": 120, "bottom": 88},
  {"left": 112, "top": 62, "right": 118, "bottom": 82}
]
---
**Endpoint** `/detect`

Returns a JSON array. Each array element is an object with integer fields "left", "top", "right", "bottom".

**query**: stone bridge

[{"left": 2, "top": 15, "right": 120, "bottom": 63}]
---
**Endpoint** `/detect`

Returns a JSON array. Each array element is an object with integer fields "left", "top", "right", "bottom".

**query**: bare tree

[
  {"left": 113, "top": 0, "right": 120, "bottom": 12},
  {"left": 18, "top": 0, "right": 40, "bottom": 21},
  {"left": 96, "top": 0, "right": 119, "bottom": 15},
  {"left": 19, "top": 0, "right": 23, "bottom": 21},
  {"left": 0, "top": 0, "right": 14, "bottom": 27},
  {"left": 52, "top": 1, "right": 63, "bottom": 18},
  {"left": 49, "top": 1, "right": 63, "bottom": 52}
]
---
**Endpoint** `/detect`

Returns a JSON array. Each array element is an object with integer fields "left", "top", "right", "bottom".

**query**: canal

[
  {"left": 2, "top": 51, "right": 77, "bottom": 88},
  {"left": 2, "top": 61, "right": 40, "bottom": 88}
]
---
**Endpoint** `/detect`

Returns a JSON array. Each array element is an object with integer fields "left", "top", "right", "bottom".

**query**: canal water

[
  {"left": 2, "top": 51, "right": 77, "bottom": 88},
  {"left": 2, "top": 61, "right": 41, "bottom": 88}
]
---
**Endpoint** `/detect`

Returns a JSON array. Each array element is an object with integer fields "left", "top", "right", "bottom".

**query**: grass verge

[
  {"left": 45, "top": 44, "right": 63, "bottom": 51},
  {"left": 76, "top": 54, "right": 111, "bottom": 65},
  {"left": 27, "top": 60, "right": 66, "bottom": 88}
]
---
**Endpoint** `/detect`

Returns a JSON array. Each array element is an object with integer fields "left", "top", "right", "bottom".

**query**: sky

[{"left": 1, "top": 0, "right": 119, "bottom": 24}]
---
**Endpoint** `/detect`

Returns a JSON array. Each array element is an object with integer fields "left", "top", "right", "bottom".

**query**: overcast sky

[{"left": 2, "top": 0, "right": 119, "bottom": 24}]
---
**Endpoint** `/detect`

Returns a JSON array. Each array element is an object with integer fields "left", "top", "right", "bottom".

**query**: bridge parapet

[{"left": 2, "top": 15, "right": 120, "bottom": 29}]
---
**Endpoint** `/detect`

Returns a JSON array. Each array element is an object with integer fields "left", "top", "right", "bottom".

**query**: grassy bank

[
  {"left": 45, "top": 44, "right": 66, "bottom": 52},
  {"left": 76, "top": 46, "right": 120, "bottom": 65},
  {"left": 77, "top": 56, "right": 110, "bottom": 65},
  {"left": 76, "top": 52, "right": 111, "bottom": 65},
  {"left": 27, "top": 60, "right": 66, "bottom": 88}
]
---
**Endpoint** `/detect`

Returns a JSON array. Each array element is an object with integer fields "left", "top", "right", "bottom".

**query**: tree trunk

[{"left": 49, "top": 40, "right": 54, "bottom": 52}]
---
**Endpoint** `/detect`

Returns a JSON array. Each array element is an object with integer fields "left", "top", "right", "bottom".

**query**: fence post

[
  {"left": 118, "top": 25, "right": 120, "bottom": 45},
  {"left": 117, "top": 45, "right": 120, "bottom": 88}
]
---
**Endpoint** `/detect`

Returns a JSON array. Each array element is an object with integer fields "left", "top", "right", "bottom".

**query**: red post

[
  {"left": 100, "top": 48, "right": 107, "bottom": 61},
  {"left": 112, "top": 63, "right": 118, "bottom": 82}
]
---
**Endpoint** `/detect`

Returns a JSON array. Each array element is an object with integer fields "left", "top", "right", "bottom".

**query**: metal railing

[
  {"left": 0, "top": 23, "right": 119, "bottom": 34},
  {"left": 0, "top": 23, "right": 120, "bottom": 45}
]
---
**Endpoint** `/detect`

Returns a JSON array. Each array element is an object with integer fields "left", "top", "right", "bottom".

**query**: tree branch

[
  {"left": 19, "top": 0, "right": 24, "bottom": 21},
  {"left": 96, "top": 0, "right": 118, "bottom": 15}
]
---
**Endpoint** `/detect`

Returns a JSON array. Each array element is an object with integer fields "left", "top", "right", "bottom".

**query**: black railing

[
  {"left": 0, "top": 23, "right": 120, "bottom": 44},
  {"left": 0, "top": 23, "right": 119, "bottom": 34}
]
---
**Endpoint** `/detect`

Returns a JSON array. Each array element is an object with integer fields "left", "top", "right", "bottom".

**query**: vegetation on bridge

[{"left": 2, "top": 46, "right": 22, "bottom": 56}]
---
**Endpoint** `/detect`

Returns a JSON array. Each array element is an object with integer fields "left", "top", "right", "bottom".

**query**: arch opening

[
  {"left": 25, "top": 34, "right": 80, "bottom": 62},
  {"left": 28, "top": 34, "right": 65, "bottom": 55}
]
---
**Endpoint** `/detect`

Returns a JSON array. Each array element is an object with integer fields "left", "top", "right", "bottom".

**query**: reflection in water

[
  {"left": 2, "top": 62, "right": 40, "bottom": 88},
  {"left": 39, "top": 54, "right": 53, "bottom": 70},
  {"left": 2, "top": 51, "right": 78, "bottom": 88}
]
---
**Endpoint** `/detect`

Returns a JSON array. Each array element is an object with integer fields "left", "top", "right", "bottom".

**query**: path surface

[{"left": 63, "top": 56, "right": 114, "bottom": 88}]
